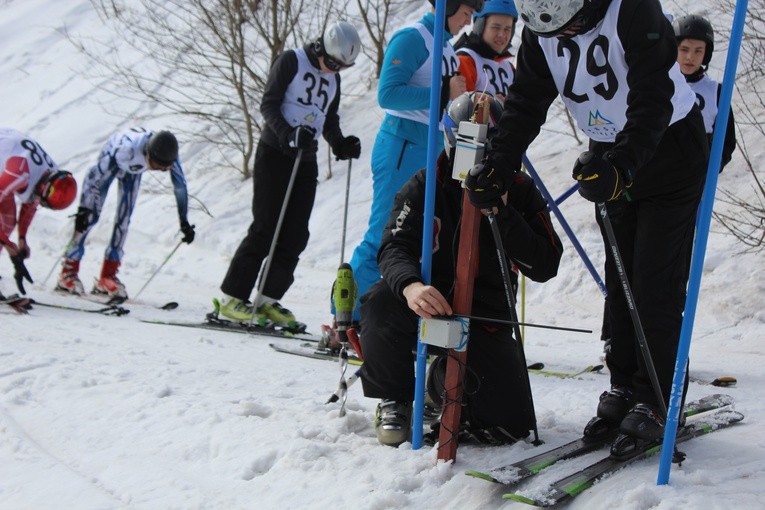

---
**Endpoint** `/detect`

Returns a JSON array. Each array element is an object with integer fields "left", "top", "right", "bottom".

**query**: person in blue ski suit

[
  {"left": 57, "top": 128, "right": 193, "bottom": 299},
  {"left": 342, "top": 0, "right": 482, "bottom": 323}
]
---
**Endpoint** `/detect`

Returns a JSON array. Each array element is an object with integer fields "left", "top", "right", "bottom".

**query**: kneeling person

[{"left": 359, "top": 93, "right": 563, "bottom": 447}]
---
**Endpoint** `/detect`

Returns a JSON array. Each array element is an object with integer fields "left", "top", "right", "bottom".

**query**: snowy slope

[{"left": 2, "top": 1, "right": 764, "bottom": 509}]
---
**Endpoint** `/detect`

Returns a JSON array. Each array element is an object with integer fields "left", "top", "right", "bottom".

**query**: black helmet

[
  {"left": 147, "top": 131, "right": 178, "bottom": 167},
  {"left": 429, "top": 0, "right": 486, "bottom": 17},
  {"left": 673, "top": 14, "right": 714, "bottom": 66}
]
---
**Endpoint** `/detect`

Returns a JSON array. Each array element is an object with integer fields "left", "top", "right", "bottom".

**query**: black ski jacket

[
  {"left": 259, "top": 44, "right": 344, "bottom": 162},
  {"left": 377, "top": 152, "right": 562, "bottom": 318}
]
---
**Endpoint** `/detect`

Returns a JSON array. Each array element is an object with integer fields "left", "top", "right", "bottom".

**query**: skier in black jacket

[
  {"left": 217, "top": 22, "right": 362, "bottom": 331},
  {"left": 360, "top": 92, "right": 563, "bottom": 447},
  {"left": 478, "top": 0, "right": 709, "bottom": 449}
]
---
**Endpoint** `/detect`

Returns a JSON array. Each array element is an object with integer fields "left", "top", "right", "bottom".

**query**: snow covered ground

[{"left": 2, "top": 1, "right": 763, "bottom": 508}]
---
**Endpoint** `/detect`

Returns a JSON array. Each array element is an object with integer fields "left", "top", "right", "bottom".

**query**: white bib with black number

[
  {"left": 537, "top": 0, "right": 693, "bottom": 142},
  {"left": 688, "top": 75, "right": 719, "bottom": 134},
  {"left": 457, "top": 48, "right": 515, "bottom": 97},
  {"left": 280, "top": 48, "right": 338, "bottom": 140}
]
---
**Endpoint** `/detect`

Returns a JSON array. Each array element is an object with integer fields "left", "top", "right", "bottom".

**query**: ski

[
  {"left": 269, "top": 341, "right": 363, "bottom": 365},
  {"left": 30, "top": 298, "right": 130, "bottom": 316},
  {"left": 528, "top": 364, "right": 604, "bottom": 379},
  {"left": 465, "top": 393, "right": 733, "bottom": 487},
  {"left": 503, "top": 408, "right": 744, "bottom": 507},
  {"left": 140, "top": 315, "right": 323, "bottom": 343},
  {"left": 1, "top": 293, "right": 33, "bottom": 314}
]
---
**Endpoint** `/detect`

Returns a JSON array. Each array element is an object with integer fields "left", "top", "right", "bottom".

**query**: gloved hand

[
  {"left": 287, "top": 125, "right": 316, "bottom": 150},
  {"left": 465, "top": 163, "right": 506, "bottom": 210},
  {"left": 332, "top": 136, "right": 361, "bottom": 160},
  {"left": 572, "top": 151, "right": 632, "bottom": 203},
  {"left": 180, "top": 221, "right": 196, "bottom": 244},
  {"left": 10, "top": 253, "right": 33, "bottom": 295},
  {"left": 75, "top": 207, "right": 91, "bottom": 233},
  {"left": 17, "top": 237, "right": 30, "bottom": 259}
]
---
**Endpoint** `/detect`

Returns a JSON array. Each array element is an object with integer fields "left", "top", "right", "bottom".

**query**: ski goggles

[{"left": 324, "top": 54, "right": 354, "bottom": 72}]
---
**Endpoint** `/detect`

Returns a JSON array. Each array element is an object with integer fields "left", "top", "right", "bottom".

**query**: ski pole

[
  {"left": 249, "top": 149, "right": 303, "bottom": 326},
  {"left": 133, "top": 239, "right": 184, "bottom": 300},
  {"left": 41, "top": 232, "right": 82, "bottom": 287},
  {"left": 598, "top": 202, "right": 668, "bottom": 420},
  {"left": 486, "top": 210, "right": 540, "bottom": 444},
  {"left": 340, "top": 159, "right": 352, "bottom": 264}
]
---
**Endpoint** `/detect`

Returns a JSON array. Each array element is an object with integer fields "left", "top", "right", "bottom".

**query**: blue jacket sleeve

[
  {"left": 377, "top": 27, "right": 433, "bottom": 111},
  {"left": 169, "top": 161, "right": 190, "bottom": 224}
]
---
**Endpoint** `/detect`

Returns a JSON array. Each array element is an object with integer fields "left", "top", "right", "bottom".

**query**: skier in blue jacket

[{"left": 343, "top": 0, "right": 483, "bottom": 323}]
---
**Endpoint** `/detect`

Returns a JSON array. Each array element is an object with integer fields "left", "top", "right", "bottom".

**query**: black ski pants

[
  {"left": 221, "top": 142, "right": 317, "bottom": 301},
  {"left": 597, "top": 110, "right": 708, "bottom": 407},
  {"left": 359, "top": 280, "right": 534, "bottom": 435}
]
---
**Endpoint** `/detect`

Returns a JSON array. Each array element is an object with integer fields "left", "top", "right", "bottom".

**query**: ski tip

[
  {"left": 502, "top": 493, "right": 541, "bottom": 505},
  {"left": 711, "top": 377, "right": 737, "bottom": 387},
  {"left": 527, "top": 362, "right": 545, "bottom": 370},
  {"left": 591, "top": 364, "right": 605, "bottom": 372},
  {"left": 464, "top": 470, "right": 499, "bottom": 483},
  {"left": 161, "top": 301, "right": 179, "bottom": 310}
]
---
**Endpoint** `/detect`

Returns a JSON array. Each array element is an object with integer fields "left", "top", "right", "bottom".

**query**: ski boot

[
  {"left": 92, "top": 259, "right": 128, "bottom": 301},
  {"left": 212, "top": 297, "right": 271, "bottom": 328},
  {"left": 610, "top": 403, "right": 666, "bottom": 459},
  {"left": 257, "top": 301, "right": 307, "bottom": 333},
  {"left": 375, "top": 400, "right": 412, "bottom": 447},
  {"left": 56, "top": 259, "right": 84, "bottom": 295}
]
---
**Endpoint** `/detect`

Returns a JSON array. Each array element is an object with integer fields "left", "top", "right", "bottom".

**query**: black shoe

[
  {"left": 597, "top": 385, "right": 635, "bottom": 423},
  {"left": 619, "top": 403, "right": 665, "bottom": 440}
]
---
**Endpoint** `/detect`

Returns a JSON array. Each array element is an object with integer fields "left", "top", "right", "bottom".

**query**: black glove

[
  {"left": 17, "top": 237, "right": 30, "bottom": 259},
  {"left": 10, "top": 254, "right": 33, "bottom": 295},
  {"left": 180, "top": 221, "right": 195, "bottom": 244},
  {"left": 572, "top": 151, "right": 632, "bottom": 203},
  {"left": 287, "top": 125, "right": 316, "bottom": 150},
  {"left": 484, "top": 149, "right": 520, "bottom": 177},
  {"left": 465, "top": 163, "right": 506, "bottom": 210},
  {"left": 332, "top": 136, "right": 361, "bottom": 160},
  {"left": 75, "top": 207, "right": 91, "bottom": 233}
]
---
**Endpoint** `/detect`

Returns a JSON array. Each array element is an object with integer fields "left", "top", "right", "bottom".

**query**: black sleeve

[
  {"left": 489, "top": 27, "right": 560, "bottom": 173},
  {"left": 496, "top": 173, "right": 563, "bottom": 283},
  {"left": 377, "top": 172, "right": 428, "bottom": 298},
  {"left": 261, "top": 50, "right": 299, "bottom": 146},
  {"left": 613, "top": 0, "right": 681, "bottom": 173},
  {"left": 323, "top": 74, "right": 344, "bottom": 148},
  {"left": 716, "top": 83, "right": 737, "bottom": 170}
]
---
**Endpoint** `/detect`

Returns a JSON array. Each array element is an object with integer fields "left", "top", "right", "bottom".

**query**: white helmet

[
  {"left": 320, "top": 21, "right": 361, "bottom": 69},
  {"left": 517, "top": 0, "right": 599, "bottom": 37}
]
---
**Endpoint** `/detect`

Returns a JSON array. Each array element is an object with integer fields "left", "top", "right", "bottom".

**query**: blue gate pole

[
  {"left": 412, "top": 0, "right": 446, "bottom": 450},
  {"left": 657, "top": 0, "right": 748, "bottom": 484},
  {"left": 522, "top": 155, "right": 607, "bottom": 297}
]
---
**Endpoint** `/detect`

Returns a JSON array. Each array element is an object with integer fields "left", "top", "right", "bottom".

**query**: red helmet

[{"left": 38, "top": 170, "right": 77, "bottom": 210}]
